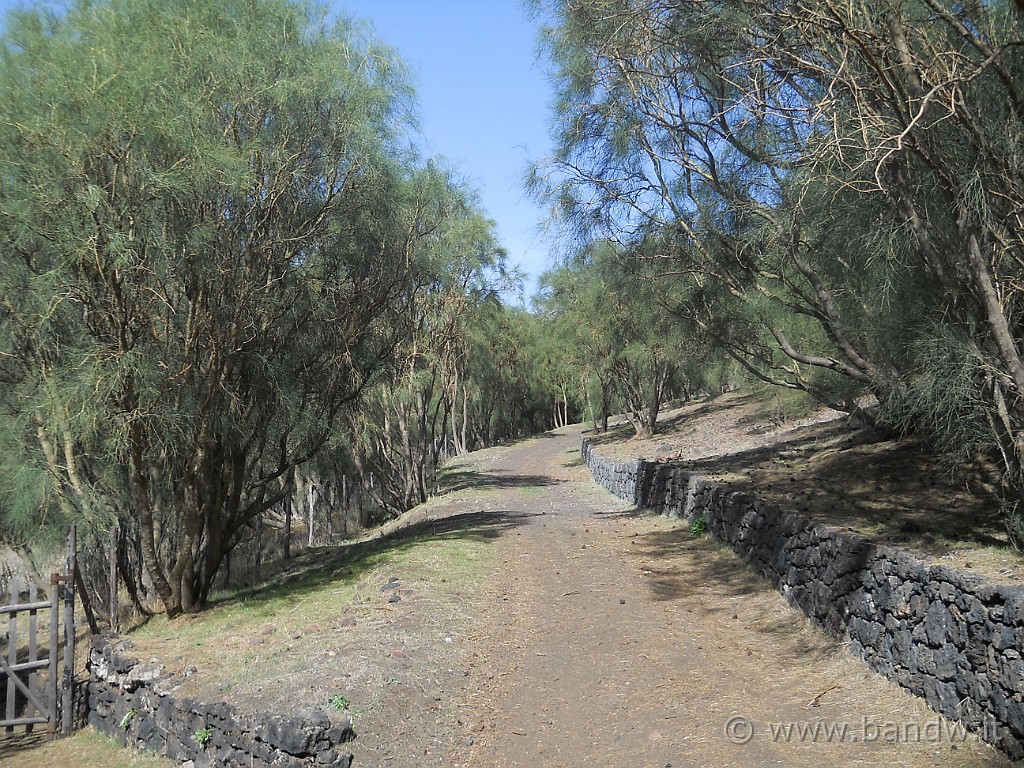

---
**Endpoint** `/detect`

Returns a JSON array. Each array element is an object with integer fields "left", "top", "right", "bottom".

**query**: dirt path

[
  {"left": 15, "top": 423, "right": 1009, "bottom": 768},
  {"left": 443, "top": 427, "right": 1009, "bottom": 767}
]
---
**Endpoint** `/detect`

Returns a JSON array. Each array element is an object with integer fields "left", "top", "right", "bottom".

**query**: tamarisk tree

[
  {"left": 0, "top": 0, "right": 432, "bottom": 614},
  {"left": 533, "top": 0, "right": 1024, "bottom": 532},
  {"left": 537, "top": 242, "right": 701, "bottom": 438}
]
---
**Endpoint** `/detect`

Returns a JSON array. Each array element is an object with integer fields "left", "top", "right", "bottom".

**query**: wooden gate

[{"left": 0, "top": 526, "right": 77, "bottom": 738}]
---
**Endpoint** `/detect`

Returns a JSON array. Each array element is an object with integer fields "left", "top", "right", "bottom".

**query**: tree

[
  {"left": 530, "top": 0, "right": 912, "bottom": 422},
  {"left": 538, "top": 241, "right": 700, "bottom": 438},
  {"left": 0, "top": 0, "right": 429, "bottom": 615},
  {"left": 773, "top": 0, "right": 1024, "bottom": 530},
  {"left": 533, "top": 0, "right": 1024, "bottom": 533},
  {"left": 349, "top": 172, "right": 512, "bottom": 514}
]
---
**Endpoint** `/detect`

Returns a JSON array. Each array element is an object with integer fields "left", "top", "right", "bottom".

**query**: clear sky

[
  {"left": 336, "top": 1, "right": 555, "bottom": 304},
  {"left": 0, "top": 0, "right": 557, "bottom": 304}
]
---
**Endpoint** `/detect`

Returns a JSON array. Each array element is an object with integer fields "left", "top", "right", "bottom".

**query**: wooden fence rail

[{"left": 0, "top": 525, "right": 77, "bottom": 739}]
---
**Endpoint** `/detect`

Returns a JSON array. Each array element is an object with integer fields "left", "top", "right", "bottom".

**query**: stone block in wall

[
  {"left": 88, "top": 636, "right": 355, "bottom": 767},
  {"left": 921, "top": 601, "right": 948, "bottom": 645},
  {"left": 1003, "top": 587, "right": 1024, "bottom": 625}
]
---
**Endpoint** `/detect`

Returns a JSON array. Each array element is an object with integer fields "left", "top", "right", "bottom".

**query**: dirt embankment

[{"left": 589, "top": 392, "right": 1020, "bottom": 581}]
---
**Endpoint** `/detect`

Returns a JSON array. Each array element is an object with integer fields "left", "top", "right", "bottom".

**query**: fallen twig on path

[{"left": 807, "top": 682, "right": 841, "bottom": 707}]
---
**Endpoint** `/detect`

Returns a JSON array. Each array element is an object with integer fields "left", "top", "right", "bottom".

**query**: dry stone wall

[
  {"left": 581, "top": 435, "right": 1024, "bottom": 759},
  {"left": 89, "top": 636, "right": 355, "bottom": 767}
]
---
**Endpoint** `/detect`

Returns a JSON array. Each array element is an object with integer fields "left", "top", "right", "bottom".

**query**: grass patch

[
  {"left": 0, "top": 727, "right": 174, "bottom": 768},
  {"left": 517, "top": 484, "right": 544, "bottom": 495},
  {"left": 126, "top": 505, "right": 505, "bottom": 707}
]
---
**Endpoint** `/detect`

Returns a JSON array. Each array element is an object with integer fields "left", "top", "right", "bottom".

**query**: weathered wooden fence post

[
  {"left": 357, "top": 478, "right": 364, "bottom": 528},
  {"left": 48, "top": 574, "right": 59, "bottom": 737},
  {"left": 325, "top": 481, "right": 333, "bottom": 540},
  {"left": 26, "top": 580, "right": 37, "bottom": 734},
  {"left": 108, "top": 524, "right": 118, "bottom": 634},
  {"left": 62, "top": 525, "right": 76, "bottom": 736},
  {"left": 6, "top": 576, "right": 18, "bottom": 735},
  {"left": 2, "top": 553, "right": 72, "bottom": 738}
]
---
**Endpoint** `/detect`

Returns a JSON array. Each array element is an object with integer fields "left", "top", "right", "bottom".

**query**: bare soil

[
  {"left": 8, "top": 393, "right": 1019, "bottom": 767},
  {"left": 449, "top": 425, "right": 1012, "bottom": 767}
]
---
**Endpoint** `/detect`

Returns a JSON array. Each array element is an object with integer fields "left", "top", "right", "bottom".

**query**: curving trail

[{"left": 445, "top": 427, "right": 1006, "bottom": 768}]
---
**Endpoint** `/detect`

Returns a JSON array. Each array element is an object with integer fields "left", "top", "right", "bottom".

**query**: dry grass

[
  {"left": 126, "top": 514, "right": 499, "bottom": 717},
  {"left": 0, "top": 727, "right": 173, "bottom": 768},
  {"left": 3, "top": 442, "right": 527, "bottom": 767},
  {"left": 7, "top": 407, "right": 1019, "bottom": 767}
]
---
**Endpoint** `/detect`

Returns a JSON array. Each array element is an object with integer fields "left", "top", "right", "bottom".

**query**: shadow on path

[
  {"left": 630, "top": 525, "right": 767, "bottom": 604},
  {"left": 440, "top": 468, "right": 560, "bottom": 493},
  {"left": 215, "top": 509, "right": 539, "bottom": 614},
  {"left": 0, "top": 732, "right": 47, "bottom": 763},
  {"left": 626, "top": 525, "right": 839, "bottom": 662}
]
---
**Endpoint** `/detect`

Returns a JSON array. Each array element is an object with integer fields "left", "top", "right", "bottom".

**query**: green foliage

[
  {"left": 351, "top": 295, "right": 564, "bottom": 516},
  {"left": 0, "top": 0, "right": 456, "bottom": 613},
  {"left": 746, "top": 379, "right": 820, "bottom": 426},
  {"left": 690, "top": 514, "right": 708, "bottom": 536},
  {"left": 536, "top": 240, "right": 710, "bottom": 437},
  {"left": 1005, "top": 507, "right": 1024, "bottom": 551},
  {"left": 193, "top": 727, "right": 213, "bottom": 750},
  {"left": 346, "top": 184, "right": 564, "bottom": 516},
  {"left": 878, "top": 328, "right": 993, "bottom": 465},
  {"left": 328, "top": 694, "right": 350, "bottom": 712},
  {"left": 533, "top": 0, "right": 1024, "bottom": 540},
  {"left": 119, "top": 709, "right": 136, "bottom": 730}
]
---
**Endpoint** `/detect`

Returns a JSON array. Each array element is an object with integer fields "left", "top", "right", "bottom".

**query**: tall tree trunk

[
  {"left": 461, "top": 385, "right": 469, "bottom": 453},
  {"left": 117, "top": 524, "right": 151, "bottom": 617},
  {"left": 308, "top": 483, "right": 316, "bottom": 547},
  {"left": 128, "top": 424, "right": 178, "bottom": 617}
]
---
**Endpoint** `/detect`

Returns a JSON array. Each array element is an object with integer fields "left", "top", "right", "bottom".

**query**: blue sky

[
  {"left": 336, "top": 1, "right": 555, "bottom": 303},
  {"left": 0, "top": 0, "right": 557, "bottom": 304}
]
